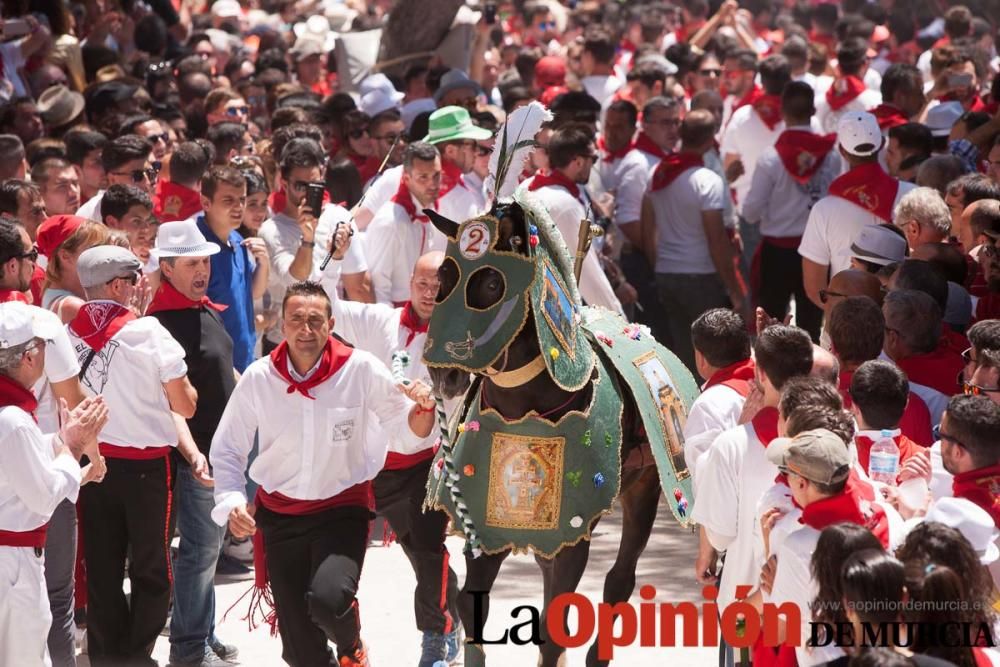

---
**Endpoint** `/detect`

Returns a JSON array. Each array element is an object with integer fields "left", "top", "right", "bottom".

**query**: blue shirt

[{"left": 196, "top": 215, "right": 256, "bottom": 372}]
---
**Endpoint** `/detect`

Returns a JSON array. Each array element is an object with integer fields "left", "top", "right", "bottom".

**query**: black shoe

[
  {"left": 215, "top": 553, "right": 252, "bottom": 580},
  {"left": 209, "top": 639, "right": 239, "bottom": 662}
]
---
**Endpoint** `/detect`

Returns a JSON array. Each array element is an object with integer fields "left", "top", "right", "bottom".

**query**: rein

[
  {"left": 483, "top": 354, "right": 546, "bottom": 388},
  {"left": 481, "top": 377, "right": 582, "bottom": 420}
]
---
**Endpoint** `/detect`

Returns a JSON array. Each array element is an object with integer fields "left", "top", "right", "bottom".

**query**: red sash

[
  {"left": 828, "top": 163, "right": 899, "bottom": 223},
  {"left": 153, "top": 180, "right": 203, "bottom": 223},
  {"left": 649, "top": 153, "right": 703, "bottom": 192},
  {"left": 269, "top": 336, "right": 352, "bottom": 400},
  {"left": 68, "top": 302, "right": 136, "bottom": 352},
  {"left": 853, "top": 433, "right": 923, "bottom": 478},
  {"left": 800, "top": 477, "right": 890, "bottom": 548},
  {"left": 597, "top": 135, "right": 633, "bottom": 163},
  {"left": 869, "top": 103, "right": 910, "bottom": 131},
  {"left": 952, "top": 463, "right": 1000, "bottom": 527},
  {"left": 752, "top": 407, "right": 779, "bottom": 446},
  {"left": 632, "top": 132, "right": 670, "bottom": 161},
  {"left": 825, "top": 75, "right": 866, "bottom": 112},
  {"left": 399, "top": 301, "right": 428, "bottom": 347},
  {"left": 98, "top": 443, "right": 172, "bottom": 460},
  {"left": 732, "top": 84, "right": 763, "bottom": 114},
  {"left": 774, "top": 130, "right": 836, "bottom": 184},
  {"left": 753, "top": 94, "right": 783, "bottom": 130},
  {"left": 439, "top": 158, "right": 467, "bottom": 200},
  {"left": 0, "top": 525, "right": 47, "bottom": 548},
  {"left": 0, "top": 373, "right": 37, "bottom": 418},
  {"left": 895, "top": 346, "right": 963, "bottom": 398},
  {"left": 703, "top": 359, "right": 755, "bottom": 397},
  {"left": 145, "top": 280, "right": 227, "bottom": 316},
  {"left": 527, "top": 169, "right": 581, "bottom": 199},
  {"left": 391, "top": 179, "right": 431, "bottom": 222}
]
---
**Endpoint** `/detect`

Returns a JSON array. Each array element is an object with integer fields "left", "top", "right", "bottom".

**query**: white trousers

[{"left": 0, "top": 546, "right": 52, "bottom": 667}]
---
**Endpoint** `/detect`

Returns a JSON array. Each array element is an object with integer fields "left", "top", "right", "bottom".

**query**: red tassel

[
  {"left": 221, "top": 528, "right": 279, "bottom": 636},
  {"left": 382, "top": 529, "right": 397, "bottom": 547}
]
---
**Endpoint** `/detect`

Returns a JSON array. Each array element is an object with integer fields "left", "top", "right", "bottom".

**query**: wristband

[
  {"left": 414, "top": 404, "right": 435, "bottom": 415},
  {"left": 301, "top": 240, "right": 315, "bottom": 247}
]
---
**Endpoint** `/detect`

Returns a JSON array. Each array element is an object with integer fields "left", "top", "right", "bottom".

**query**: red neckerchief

[
  {"left": 869, "top": 103, "right": 910, "bottom": 131},
  {"left": 940, "top": 92, "right": 987, "bottom": 113},
  {"left": 527, "top": 169, "right": 581, "bottom": 199},
  {"left": 732, "top": 84, "right": 764, "bottom": 113},
  {"left": 886, "top": 41, "right": 921, "bottom": 65},
  {"left": 439, "top": 158, "right": 466, "bottom": 200},
  {"left": 69, "top": 301, "right": 136, "bottom": 352},
  {"left": 895, "top": 345, "right": 964, "bottom": 397},
  {"left": 838, "top": 370, "right": 934, "bottom": 446},
  {"left": 800, "top": 476, "right": 890, "bottom": 547},
  {"left": 268, "top": 187, "right": 331, "bottom": 214},
  {"left": 773, "top": 130, "right": 836, "bottom": 184},
  {"left": 145, "top": 280, "right": 228, "bottom": 316},
  {"left": 269, "top": 336, "right": 353, "bottom": 400},
  {"left": 358, "top": 156, "right": 380, "bottom": 184},
  {"left": 597, "top": 135, "right": 634, "bottom": 163},
  {"left": 854, "top": 433, "right": 921, "bottom": 478},
  {"left": 703, "top": 358, "right": 755, "bottom": 397},
  {"left": 391, "top": 178, "right": 431, "bottom": 222},
  {"left": 632, "top": 131, "right": 670, "bottom": 161},
  {"left": 399, "top": 301, "right": 428, "bottom": 347},
  {"left": 952, "top": 463, "right": 1000, "bottom": 527},
  {"left": 752, "top": 93, "right": 783, "bottom": 130},
  {"left": 825, "top": 75, "right": 866, "bottom": 111},
  {"left": 0, "top": 373, "right": 38, "bottom": 419},
  {"left": 153, "top": 180, "right": 203, "bottom": 223},
  {"left": 649, "top": 152, "right": 703, "bottom": 192},
  {"left": 808, "top": 29, "right": 837, "bottom": 53},
  {"left": 0, "top": 289, "right": 29, "bottom": 303},
  {"left": 828, "top": 162, "right": 900, "bottom": 223},
  {"left": 933, "top": 35, "right": 951, "bottom": 49},
  {"left": 751, "top": 407, "right": 779, "bottom": 447}
]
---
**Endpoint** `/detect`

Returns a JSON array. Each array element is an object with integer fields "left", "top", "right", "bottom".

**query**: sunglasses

[
  {"left": 962, "top": 347, "right": 976, "bottom": 365},
  {"left": 476, "top": 145, "right": 491, "bottom": 156},
  {"left": 148, "top": 133, "right": 170, "bottom": 145},
  {"left": 373, "top": 132, "right": 408, "bottom": 143},
  {"left": 699, "top": 68, "right": 722, "bottom": 76},
  {"left": 963, "top": 381, "right": 1000, "bottom": 396},
  {"left": 225, "top": 106, "right": 250, "bottom": 117},
  {"left": 934, "top": 424, "right": 964, "bottom": 448},
  {"left": 818, "top": 288, "right": 848, "bottom": 304},
  {"left": 348, "top": 128, "right": 370, "bottom": 139},
  {"left": 113, "top": 168, "right": 157, "bottom": 183},
  {"left": 16, "top": 247, "right": 39, "bottom": 263}
]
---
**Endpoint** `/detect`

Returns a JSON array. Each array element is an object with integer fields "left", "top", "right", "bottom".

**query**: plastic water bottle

[{"left": 869, "top": 429, "right": 900, "bottom": 486}]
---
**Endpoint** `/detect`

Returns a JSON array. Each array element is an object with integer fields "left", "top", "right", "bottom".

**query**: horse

[{"left": 422, "top": 195, "right": 697, "bottom": 667}]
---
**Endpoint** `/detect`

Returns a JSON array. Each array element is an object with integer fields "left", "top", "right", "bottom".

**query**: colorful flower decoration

[
  {"left": 549, "top": 347, "right": 559, "bottom": 361},
  {"left": 593, "top": 472, "right": 605, "bottom": 489},
  {"left": 569, "top": 515, "right": 583, "bottom": 528},
  {"left": 581, "top": 430, "right": 592, "bottom": 447},
  {"left": 464, "top": 420, "right": 480, "bottom": 432},
  {"left": 595, "top": 332, "right": 614, "bottom": 347},
  {"left": 566, "top": 471, "right": 582, "bottom": 487},
  {"left": 463, "top": 464, "right": 476, "bottom": 476}
]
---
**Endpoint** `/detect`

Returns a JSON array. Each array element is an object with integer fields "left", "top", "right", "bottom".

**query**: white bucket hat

[{"left": 152, "top": 221, "right": 222, "bottom": 259}]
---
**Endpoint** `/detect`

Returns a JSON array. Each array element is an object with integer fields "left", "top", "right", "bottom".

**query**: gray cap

[
  {"left": 77, "top": 246, "right": 142, "bottom": 288},
  {"left": 766, "top": 428, "right": 852, "bottom": 485}
]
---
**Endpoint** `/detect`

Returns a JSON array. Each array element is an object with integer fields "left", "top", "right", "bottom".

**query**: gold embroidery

[{"left": 486, "top": 433, "right": 564, "bottom": 530}]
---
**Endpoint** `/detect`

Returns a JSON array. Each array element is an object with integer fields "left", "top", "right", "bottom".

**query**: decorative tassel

[{"left": 221, "top": 518, "right": 279, "bottom": 636}]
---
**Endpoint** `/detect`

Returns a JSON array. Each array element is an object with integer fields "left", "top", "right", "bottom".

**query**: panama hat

[
  {"left": 151, "top": 220, "right": 221, "bottom": 259},
  {"left": 421, "top": 106, "right": 492, "bottom": 144},
  {"left": 37, "top": 84, "right": 85, "bottom": 129}
]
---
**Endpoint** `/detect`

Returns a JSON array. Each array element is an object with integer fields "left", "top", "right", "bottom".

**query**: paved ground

[{"left": 79, "top": 497, "right": 717, "bottom": 666}]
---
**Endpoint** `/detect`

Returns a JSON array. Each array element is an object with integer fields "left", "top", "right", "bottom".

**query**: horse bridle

[{"left": 483, "top": 352, "right": 546, "bottom": 388}]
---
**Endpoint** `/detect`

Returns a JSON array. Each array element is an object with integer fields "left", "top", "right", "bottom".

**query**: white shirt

[
  {"left": 798, "top": 180, "right": 915, "bottom": 274},
  {"left": 581, "top": 74, "right": 623, "bottom": 107},
  {"left": 313, "top": 204, "right": 368, "bottom": 301},
  {"left": 682, "top": 384, "right": 746, "bottom": 483},
  {"left": 741, "top": 128, "right": 841, "bottom": 238},
  {"left": 464, "top": 171, "right": 488, "bottom": 213},
  {"left": 75, "top": 190, "right": 104, "bottom": 222},
  {"left": 815, "top": 88, "right": 883, "bottom": 134},
  {"left": 0, "top": 406, "right": 81, "bottom": 532},
  {"left": 438, "top": 176, "right": 482, "bottom": 223},
  {"left": 366, "top": 199, "right": 447, "bottom": 305},
  {"left": 929, "top": 440, "right": 954, "bottom": 500},
  {"left": 358, "top": 164, "right": 403, "bottom": 224},
  {"left": 690, "top": 422, "right": 779, "bottom": 607},
  {"left": 209, "top": 348, "right": 426, "bottom": 525},
  {"left": 598, "top": 149, "right": 652, "bottom": 227},
  {"left": 68, "top": 311, "right": 187, "bottom": 448},
  {"left": 33, "top": 307, "right": 81, "bottom": 435},
  {"left": 702, "top": 148, "right": 737, "bottom": 230},
  {"left": 719, "top": 104, "right": 787, "bottom": 211},
  {"left": 526, "top": 182, "right": 624, "bottom": 315},
  {"left": 646, "top": 165, "right": 725, "bottom": 274}
]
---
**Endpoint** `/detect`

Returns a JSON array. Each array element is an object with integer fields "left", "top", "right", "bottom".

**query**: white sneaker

[{"left": 223, "top": 535, "right": 254, "bottom": 563}]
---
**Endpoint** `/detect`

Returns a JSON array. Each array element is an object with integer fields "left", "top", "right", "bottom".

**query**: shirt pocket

[{"left": 325, "top": 406, "right": 362, "bottom": 448}]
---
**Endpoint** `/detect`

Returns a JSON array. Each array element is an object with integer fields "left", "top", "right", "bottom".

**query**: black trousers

[
  {"left": 756, "top": 239, "right": 823, "bottom": 341},
  {"left": 255, "top": 503, "right": 370, "bottom": 667},
  {"left": 373, "top": 457, "right": 458, "bottom": 635},
  {"left": 81, "top": 454, "right": 174, "bottom": 665}
]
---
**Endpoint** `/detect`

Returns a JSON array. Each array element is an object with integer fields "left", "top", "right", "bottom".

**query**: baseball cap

[
  {"left": 837, "top": 111, "right": 883, "bottom": 157},
  {"left": 926, "top": 101, "right": 964, "bottom": 137},
  {"left": 76, "top": 246, "right": 142, "bottom": 288},
  {"left": 766, "top": 429, "right": 852, "bottom": 486},
  {"left": 850, "top": 225, "right": 908, "bottom": 266},
  {"left": 36, "top": 215, "right": 86, "bottom": 258},
  {"left": 0, "top": 302, "right": 60, "bottom": 350}
]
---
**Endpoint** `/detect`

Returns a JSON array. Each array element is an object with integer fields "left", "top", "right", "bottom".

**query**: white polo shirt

[
  {"left": 67, "top": 310, "right": 187, "bottom": 448},
  {"left": 719, "top": 105, "right": 788, "bottom": 211},
  {"left": 598, "top": 149, "right": 653, "bottom": 228},
  {"left": 682, "top": 384, "right": 746, "bottom": 483},
  {"left": 815, "top": 88, "right": 883, "bottom": 134},
  {"left": 357, "top": 165, "right": 403, "bottom": 224},
  {"left": 646, "top": 165, "right": 725, "bottom": 275},
  {"left": 32, "top": 307, "right": 81, "bottom": 435},
  {"left": 75, "top": 190, "right": 104, "bottom": 222},
  {"left": 365, "top": 197, "right": 447, "bottom": 305}
]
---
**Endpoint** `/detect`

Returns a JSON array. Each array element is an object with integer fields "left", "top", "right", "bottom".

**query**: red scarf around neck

[
  {"left": 0, "top": 289, "right": 29, "bottom": 303},
  {"left": 703, "top": 358, "right": 755, "bottom": 397},
  {"left": 800, "top": 475, "right": 890, "bottom": 547},
  {"left": 439, "top": 158, "right": 467, "bottom": 200},
  {"left": 268, "top": 336, "right": 352, "bottom": 400},
  {"left": 0, "top": 373, "right": 38, "bottom": 418},
  {"left": 649, "top": 153, "right": 703, "bottom": 192},
  {"left": 895, "top": 345, "right": 964, "bottom": 398},
  {"left": 828, "top": 162, "right": 899, "bottom": 223},
  {"left": 941, "top": 92, "right": 987, "bottom": 113},
  {"left": 399, "top": 302, "right": 428, "bottom": 347},
  {"left": 598, "top": 134, "right": 634, "bottom": 163},
  {"left": 732, "top": 84, "right": 763, "bottom": 113},
  {"left": 752, "top": 407, "right": 779, "bottom": 446},
  {"left": 153, "top": 180, "right": 203, "bottom": 223},
  {"left": 391, "top": 178, "right": 432, "bottom": 223},
  {"left": 69, "top": 301, "right": 136, "bottom": 352},
  {"left": 145, "top": 280, "right": 228, "bottom": 316},
  {"left": 952, "top": 463, "right": 1000, "bottom": 527},
  {"left": 869, "top": 103, "right": 910, "bottom": 131},
  {"left": 632, "top": 131, "right": 670, "bottom": 161},
  {"left": 774, "top": 130, "right": 836, "bottom": 184},
  {"left": 752, "top": 94, "right": 783, "bottom": 130},
  {"left": 527, "top": 169, "right": 581, "bottom": 199},
  {"left": 826, "top": 75, "right": 867, "bottom": 111}
]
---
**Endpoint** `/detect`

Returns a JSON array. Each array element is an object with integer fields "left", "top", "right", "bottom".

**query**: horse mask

[{"left": 423, "top": 189, "right": 595, "bottom": 391}]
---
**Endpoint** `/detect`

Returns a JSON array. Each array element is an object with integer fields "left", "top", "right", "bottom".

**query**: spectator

[
  {"left": 893, "top": 186, "right": 952, "bottom": 251},
  {"left": 0, "top": 133, "right": 27, "bottom": 181},
  {"left": 870, "top": 63, "right": 926, "bottom": 131},
  {"left": 849, "top": 224, "right": 908, "bottom": 274},
  {"left": 38, "top": 217, "right": 112, "bottom": 322},
  {"left": 420, "top": 106, "right": 491, "bottom": 223},
  {"left": 0, "top": 180, "right": 47, "bottom": 241},
  {"left": 946, "top": 173, "right": 1000, "bottom": 244},
  {"left": 153, "top": 140, "right": 212, "bottom": 223},
  {"left": 76, "top": 135, "right": 156, "bottom": 221},
  {"left": 100, "top": 184, "right": 156, "bottom": 270},
  {"left": 849, "top": 359, "right": 928, "bottom": 473},
  {"left": 579, "top": 27, "right": 621, "bottom": 107},
  {"left": 915, "top": 154, "right": 964, "bottom": 197},
  {"left": 939, "top": 394, "right": 1000, "bottom": 525},
  {"left": 885, "top": 123, "right": 932, "bottom": 181},
  {"left": 633, "top": 96, "right": 681, "bottom": 169},
  {"left": 64, "top": 129, "right": 107, "bottom": 204},
  {"left": 32, "top": 158, "right": 80, "bottom": 218},
  {"left": 816, "top": 38, "right": 883, "bottom": 133}
]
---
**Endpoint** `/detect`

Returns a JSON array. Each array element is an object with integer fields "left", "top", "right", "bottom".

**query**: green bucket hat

[{"left": 422, "top": 106, "right": 493, "bottom": 144}]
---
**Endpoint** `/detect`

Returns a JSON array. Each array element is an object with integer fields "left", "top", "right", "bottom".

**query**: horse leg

[
  {"left": 585, "top": 466, "right": 662, "bottom": 667},
  {"left": 457, "top": 549, "right": 509, "bottom": 667},
  {"left": 535, "top": 537, "right": 594, "bottom": 667}
]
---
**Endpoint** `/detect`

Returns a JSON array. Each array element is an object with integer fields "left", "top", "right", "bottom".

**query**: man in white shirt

[
  {"left": 632, "top": 96, "right": 680, "bottom": 171},
  {"left": 743, "top": 81, "right": 840, "bottom": 340},
  {"left": 800, "top": 111, "right": 915, "bottom": 308},
  {"left": 67, "top": 246, "right": 205, "bottom": 664},
  {"left": 640, "top": 109, "right": 743, "bottom": 371},
  {"left": 75, "top": 135, "right": 156, "bottom": 222},
  {"left": 579, "top": 27, "right": 623, "bottom": 107},
  {"left": 815, "top": 38, "right": 883, "bottom": 134},
  {"left": 332, "top": 251, "right": 462, "bottom": 665},
  {"left": 366, "top": 142, "right": 448, "bottom": 306},
  {"left": 0, "top": 301, "right": 107, "bottom": 667},
  {"left": 211, "top": 280, "right": 437, "bottom": 667}
]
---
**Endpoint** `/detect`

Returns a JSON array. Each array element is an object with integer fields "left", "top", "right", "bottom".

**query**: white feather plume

[{"left": 487, "top": 101, "right": 552, "bottom": 202}]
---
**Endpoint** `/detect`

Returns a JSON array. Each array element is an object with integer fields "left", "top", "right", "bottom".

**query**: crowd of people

[{"left": 3, "top": 0, "right": 1000, "bottom": 666}]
